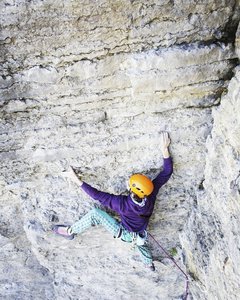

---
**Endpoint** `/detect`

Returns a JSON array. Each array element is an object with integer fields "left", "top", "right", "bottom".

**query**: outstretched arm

[{"left": 61, "top": 166, "right": 126, "bottom": 213}]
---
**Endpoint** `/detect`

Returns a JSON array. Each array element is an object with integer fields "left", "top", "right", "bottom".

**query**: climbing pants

[{"left": 71, "top": 208, "right": 153, "bottom": 265}]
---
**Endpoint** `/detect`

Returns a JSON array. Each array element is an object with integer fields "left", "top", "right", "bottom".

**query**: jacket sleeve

[
  {"left": 80, "top": 182, "right": 127, "bottom": 214},
  {"left": 151, "top": 156, "right": 173, "bottom": 197}
]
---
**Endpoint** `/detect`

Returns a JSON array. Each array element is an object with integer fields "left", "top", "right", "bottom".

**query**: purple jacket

[{"left": 81, "top": 157, "right": 173, "bottom": 233}]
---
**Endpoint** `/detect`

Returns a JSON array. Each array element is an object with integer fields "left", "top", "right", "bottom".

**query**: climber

[{"left": 54, "top": 131, "right": 173, "bottom": 271}]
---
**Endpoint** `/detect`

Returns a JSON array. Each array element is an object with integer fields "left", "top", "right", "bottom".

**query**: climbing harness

[
  {"left": 127, "top": 230, "right": 149, "bottom": 250},
  {"left": 136, "top": 230, "right": 148, "bottom": 245},
  {"left": 116, "top": 228, "right": 149, "bottom": 250},
  {"left": 148, "top": 233, "right": 189, "bottom": 300}
]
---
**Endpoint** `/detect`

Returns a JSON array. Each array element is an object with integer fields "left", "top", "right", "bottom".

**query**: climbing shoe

[
  {"left": 54, "top": 225, "right": 74, "bottom": 240},
  {"left": 147, "top": 263, "right": 155, "bottom": 272}
]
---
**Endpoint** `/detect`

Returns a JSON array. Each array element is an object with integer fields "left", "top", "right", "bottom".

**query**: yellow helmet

[{"left": 130, "top": 174, "right": 154, "bottom": 198}]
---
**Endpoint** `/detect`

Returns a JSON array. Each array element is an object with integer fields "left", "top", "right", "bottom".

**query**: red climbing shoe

[{"left": 54, "top": 225, "right": 74, "bottom": 240}]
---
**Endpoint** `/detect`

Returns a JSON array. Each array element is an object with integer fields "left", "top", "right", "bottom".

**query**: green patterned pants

[{"left": 71, "top": 208, "right": 153, "bottom": 265}]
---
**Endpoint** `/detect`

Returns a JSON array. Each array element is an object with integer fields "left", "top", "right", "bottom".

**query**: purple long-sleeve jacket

[{"left": 81, "top": 157, "right": 173, "bottom": 233}]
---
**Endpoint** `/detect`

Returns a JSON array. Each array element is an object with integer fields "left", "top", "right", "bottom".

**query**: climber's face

[{"left": 126, "top": 180, "right": 136, "bottom": 197}]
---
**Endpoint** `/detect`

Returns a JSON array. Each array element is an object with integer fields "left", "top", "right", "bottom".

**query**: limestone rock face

[
  {"left": 180, "top": 67, "right": 240, "bottom": 299},
  {"left": 0, "top": 1, "right": 240, "bottom": 299}
]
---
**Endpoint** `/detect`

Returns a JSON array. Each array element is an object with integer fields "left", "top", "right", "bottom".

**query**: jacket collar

[{"left": 130, "top": 195, "right": 147, "bottom": 207}]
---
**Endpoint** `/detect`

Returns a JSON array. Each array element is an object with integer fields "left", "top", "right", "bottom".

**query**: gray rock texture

[{"left": 0, "top": 1, "right": 240, "bottom": 299}]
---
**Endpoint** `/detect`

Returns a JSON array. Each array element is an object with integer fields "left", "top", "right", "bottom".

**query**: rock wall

[
  {"left": 180, "top": 29, "right": 240, "bottom": 299},
  {"left": 0, "top": 1, "right": 239, "bottom": 299}
]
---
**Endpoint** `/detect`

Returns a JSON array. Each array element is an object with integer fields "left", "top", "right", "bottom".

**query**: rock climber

[{"left": 54, "top": 131, "right": 173, "bottom": 271}]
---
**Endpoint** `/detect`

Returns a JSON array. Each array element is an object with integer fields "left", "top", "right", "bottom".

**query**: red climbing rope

[{"left": 148, "top": 233, "right": 189, "bottom": 300}]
